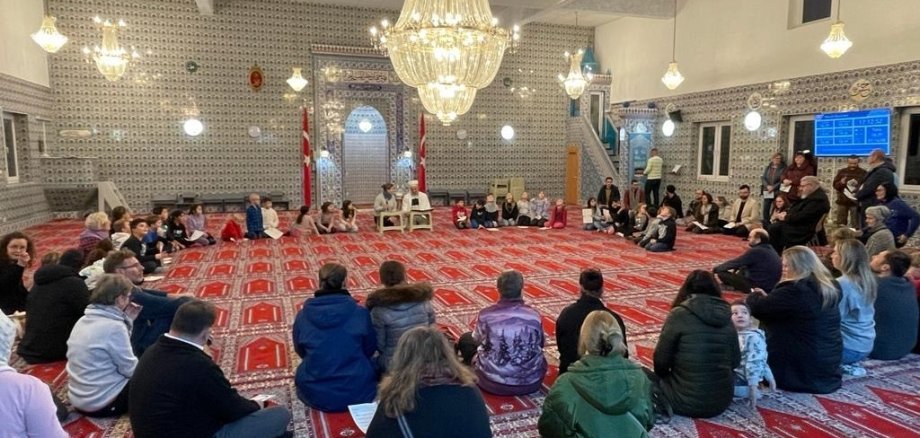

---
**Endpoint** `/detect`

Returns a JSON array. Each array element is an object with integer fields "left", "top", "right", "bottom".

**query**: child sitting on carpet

[
  {"left": 500, "top": 194, "right": 519, "bottom": 227},
  {"left": 484, "top": 195, "right": 500, "bottom": 227},
  {"left": 341, "top": 200, "right": 359, "bottom": 233},
  {"left": 583, "top": 198, "right": 611, "bottom": 233},
  {"left": 317, "top": 202, "right": 347, "bottom": 234},
  {"left": 639, "top": 207, "right": 676, "bottom": 252},
  {"left": 220, "top": 214, "right": 245, "bottom": 242},
  {"left": 245, "top": 193, "right": 265, "bottom": 239},
  {"left": 531, "top": 191, "right": 549, "bottom": 227},
  {"left": 547, "top": 199, "right": 568, "bottom": 229},
  {"left": 289, "top": 205, "right": 320, "bottom": 237},
  {"left": 452, "top": 200, "right": 470, "bottom": 229},
  {"left": 730, "top": 300, "right": 776, "bottom": 408},
  {"left": 470, "top": 199, "right": 492, "bottom": 229},
  {"left": 110, "top": 219, "right": 131, "bottom": 250},
  {"left": 516, "top": 192, "right": 533, "bottom": 226}
]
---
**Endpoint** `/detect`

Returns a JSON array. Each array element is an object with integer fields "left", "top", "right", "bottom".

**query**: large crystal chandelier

[
  {"left": 371, "top": 0, "right": 521, "bottom": 125},
  {"left": 558, "top": 49, "right": 593, "bottom": 100},
  {"left": 31, "top": 15, "right": 68, "bottom": 53},
  {"left": 660, "top": 0, "right": 684, "bottom": 90},
  {"left": 82, "top": 17, "right": 139, "bottom": 82},
  {"left": 820, "top": 0, "right": 852, "bottom": 59}
]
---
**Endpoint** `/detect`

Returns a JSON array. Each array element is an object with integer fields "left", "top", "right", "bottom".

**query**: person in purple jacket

[{"left": 457, "top": 270, "right": 547, "bottom": 395}]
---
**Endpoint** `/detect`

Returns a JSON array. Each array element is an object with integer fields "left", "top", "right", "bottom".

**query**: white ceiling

[{"left": 282, "top": 0, "right": 673, "bottom": 26}]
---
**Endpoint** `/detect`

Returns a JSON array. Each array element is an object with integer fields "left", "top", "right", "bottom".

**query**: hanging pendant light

[
  {"left": 820, "top": 0, "right": 853, "bottom": 58},
  {"left": 31, "top": 15, "right": 68, "bottom": 53},
  {"left": 286, "top": 67, "right": 308, "bottom": 92},
  {"left": 661, "top": 0, "right": 684, "bottom": 90},
  {"left": 83, "top": 17, "right": 138, "bottom": 82},
  {"left": 560, "top": 50, "right": 588, "bottom": 100}
]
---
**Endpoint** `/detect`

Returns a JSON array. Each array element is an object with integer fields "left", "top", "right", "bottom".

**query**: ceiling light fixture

[
  {"left": 661, "top": 0, "right": 684, "bottom": 90},
  {"left": 31, "top": 15, "right": 68, "bottom": 53},
  {"left": 744, "top": 111, "right": 762, "bottom": 131},
  {"left": 557, "top": 13, "right": 593, "bottom": 100},
  {"left": 183, "top": 118, "right": 204, "bottom": 136},
  {"left": 82, "top": 17, "right": 139, "bottom": 82},
  {"left": 661, "top": 119, "right": 675, "bottom": 136},
  {"left": 820, "top": 0, "right": 853, "bottom": 58},
  {"left": 358, "top": 118, "right": 373, "bottom": 133},
  {"left": 371, "top": 0, "right": 521, "bottom": 125},
  {"left": 286, "top": 67, "right": 308, "bottom": 92}
]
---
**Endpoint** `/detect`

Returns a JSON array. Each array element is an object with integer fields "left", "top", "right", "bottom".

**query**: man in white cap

[{"left": 402, "top": 180, "right": 432, "bottom": 225}]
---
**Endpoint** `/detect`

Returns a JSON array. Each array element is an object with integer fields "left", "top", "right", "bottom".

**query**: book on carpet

[
  {"left": 189, "top": 230, "right": 205, "bottom": 241},
  {"left": 581, "top": 208, "right": 593, "bottom": 224},
  {"left": 264, "top": 228, "right": 283, "bottom": 239},
  {"left": 692, "top": 221, "right": 709, "bottom": 230},
  {"left": 348, "top": 402, "right": 378, "bottom": 434}
]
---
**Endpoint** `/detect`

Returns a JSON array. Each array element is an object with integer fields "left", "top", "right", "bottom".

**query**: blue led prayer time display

[{"left": 814, "top": 109, "right": 890, "bottom": 156}]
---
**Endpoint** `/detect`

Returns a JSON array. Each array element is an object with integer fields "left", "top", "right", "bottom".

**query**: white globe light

[
  {"left": 661, "top": 119, "right": 675, "bottom": 137},
  {"left": 744, "top": 111, "right": 762, "bottom": 131},
  {"left": 183, "top": 118, "right": 203, "bottom": 136},
  {"left": 501, "top": 125, "right": 515, "bottom": 140},
  {"left": 358, "top": 119, "right": 373, "bottom": 133}
]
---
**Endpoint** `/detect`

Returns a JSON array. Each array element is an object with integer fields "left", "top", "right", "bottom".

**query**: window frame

[
  {"left": 2, "top": 112, "right": 19, "bottom": 184},
  {"left": 897, "top": 106, "right": 920, "bottom": 193},
  {"left": 787, "top": 0, "right": 837, "bottom": 28},
  {"left": 697, "top": 121, "right": 732, "bottom": 182},
  {"left": 787, "top": 114, "right": 815, "bottom": 158}
]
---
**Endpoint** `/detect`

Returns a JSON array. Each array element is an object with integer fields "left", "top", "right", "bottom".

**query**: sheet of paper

[
  {"left": 723, "top": 222, "right": 736, "bottom": 229},
  {"left": 780, "top": 184, "right": 791, "bottom": 193},
  {"left": 485, "top": 228, "right": 499, "bottom": 232},
  {"left": 348, "top": 402, "right": 378, "bottom": 434},
  {"left": 762, "top": 190, "right": 774, "bottom": 199},
  {"left": 144, "top": 275, "right": 164, "bottom": 282},
  {"left": 691, "top": 221, "right": 709, "bottom": 230},
  {"left": 264, "top": 228, "right": 283, "bottom": 240},
  {"left": 188, "top": 230, "right": 205, "bottom": 241},
  {"left": 581, "top": 208, "right": 593, "bottom": 224}
]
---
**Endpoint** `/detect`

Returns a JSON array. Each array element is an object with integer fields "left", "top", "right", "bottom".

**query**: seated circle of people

[
  {"left": 365, "top": 260, "right": 435, "bottom": 371},
  {"left": 712, "top": 228, "right": 782, "bottom": 294},
  {"left": 129, "top": 300, "right": 292, "bottom": 438},
  {"left": 555, "top": 268, "right": 628, "bottom": 374},
  {"left": 768, "top": 175, "right": 831, "bottom": 254},
  {"left": 745, "top": 246, "right": 843, "bottom": 394},
  {"left": 539, "top": 311, "right": 655, "bottom": 437},
  {"left": 0, "top": 311, "right": 69, "bottom": 437},
  {"left": 457, "top": 270, "right": 547, "bottom": 395},
  {"left": 16, "top": 249, "right": 89, "bottom": 364},
  {"left": 868, "top": 249, "right": 919, "bottom": 360},
  {"left": 365, "top": 326, "right": 492, "bottom": 438},
  {"left": 831, "top": 238, "right": 877, "bottom": 377},
  {"left": 293, "top": 263, "right": 377, "bottom": 412},
  {"left": 102, "top": 248, "right": 193, "bottom": 356},
  {"left": 66, "top": 274, "right": 138, "bottom": 417},
  {"left": 650, "top": 270, "right": 740, "bottom": 419}
]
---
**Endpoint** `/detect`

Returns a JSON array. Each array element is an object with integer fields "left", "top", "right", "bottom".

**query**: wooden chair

[
  {"left": 407, "top": 210, "right": 434, "bottom": 232},
  {"left": 377, "top": 211, "right": 404, "bottom": 234},
  {"left": 808, "top": 212, "right": 829, "bottom": 250}
]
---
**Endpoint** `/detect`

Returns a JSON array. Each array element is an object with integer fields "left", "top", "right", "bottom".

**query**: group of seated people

[{"left": 449, "top": 191, "right": 566, "bottom": 229}]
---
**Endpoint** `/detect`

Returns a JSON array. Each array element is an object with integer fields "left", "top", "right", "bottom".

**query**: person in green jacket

[{"left": 539, "top": 311, "right": 655, "bottom": 437}]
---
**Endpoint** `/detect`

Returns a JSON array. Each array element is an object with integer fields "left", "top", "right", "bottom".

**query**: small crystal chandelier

[
  {"left": 370, "top": 0, "right": 521, "bottom": 125},
  {"left": 31, "top": 15, "right": 68, "bottom": 53},
  {"left": 820, "top": 0, "right": 853, "bottom": 58},
  {"left": 82, "top": 17, "right": 139, "bottom": 82},
  {"left": 286, "top": 67, "right": 308, "bottom": 92},
  {"left": 558, "top": 49, "right": 593, "bottom": 100},
  {"left": 661, "top": 0, "right": 684, "bottom": 90}
]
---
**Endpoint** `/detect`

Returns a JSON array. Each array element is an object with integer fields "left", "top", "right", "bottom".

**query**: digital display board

[{"left": 814, "top": 109, "right": 890, "bottom": 156}]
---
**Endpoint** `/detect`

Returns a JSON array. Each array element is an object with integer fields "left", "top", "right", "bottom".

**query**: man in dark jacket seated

[
  {"left": 869, "top": 250, "right": 919, "bottom": 360},
  {"left": 713, "top": 229, "right": 782, "bottom": 293},
  {"left": 555, "top": 268, "right": 628, "bottom": 374},
  {"left": 122, "top": 218, "right": 166, "bottom": 274},
  {"left": 17, "top": 249, "right": 89, "bottom": 364},
  {"left": 103, "top": 249, "right": 192, "bottom": 356},
  {"left": 129, "top": 300, "right": 292, "bottom": 438},
  {"left": 768, "top": 176, "right": 830, "bottom": 254},
  {"left": 596, "top": 176, "right": 622, "bottom": 212}
]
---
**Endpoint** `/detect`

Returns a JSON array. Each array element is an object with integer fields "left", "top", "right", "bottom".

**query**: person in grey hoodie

[
  {"left": 66, "top": 274, "right": 138, "bottom": 417},
  {"left": 365, "top": 261, "right": 435, "bottom": 371}
]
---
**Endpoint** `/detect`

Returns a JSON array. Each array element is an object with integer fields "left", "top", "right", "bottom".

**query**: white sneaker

[{"left": 841, "top": 364, "right": 867, "bottom": 377}]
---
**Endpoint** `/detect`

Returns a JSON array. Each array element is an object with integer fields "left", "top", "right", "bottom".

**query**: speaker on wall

[{"left": 668, "top": 110, "right": 683, "bottom": 122}]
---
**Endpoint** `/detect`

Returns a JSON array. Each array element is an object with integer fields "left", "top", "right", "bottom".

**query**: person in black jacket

[
  {"left": 597, "top": 176, "right": 622, "bottom": 211},
  {"left": 0, "top": 231, "right": 34, "bottom": 315},
  {"left": 855, "top": 149, "right": 896, "bottom": 226},
  {"left": 129, "top": 300, "right": 292, "bottom": 438},
  {"left": 713, "top": 229, "right": 782, "bottom": 293},
  {"left": 746, "top": 246, "right": 842, "bottom": 394},
  {"left": 555, "top": 268, "right": 628, "bottom": 374},
  {"left": 17, "top": 249, "right": 89, "bottom": 364},
  {"left": 661, "top": 185, "right": 684, "bottom": 219},
  {"left": 122, "top": 218, "right": 165, "bottom": 274},
  {"left": 652, "top": 270, "right": 741, "bottom": 418},
  {"left": 768, "top": 176, "right": 830, "bottom": 254},
  {"left": 640, "top": 207, "right": 677, "bottom": 252},
  {"left": 366, "top": 326, "right": 491, "bottom": 438}
]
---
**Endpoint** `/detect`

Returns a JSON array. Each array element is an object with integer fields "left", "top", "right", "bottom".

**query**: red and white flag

[
  {"left": 418, "top": 112, "right": 427, "bottom": 192},
  {"left": 302, "top": 107, "right": 312, "bottom": 207}
]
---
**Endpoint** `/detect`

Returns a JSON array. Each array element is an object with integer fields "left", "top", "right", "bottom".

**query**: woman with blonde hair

[
  {"left": 79, "top": 212, "right": 111, "bottom": 262},
  {"left": 539, "top": 311, "right": 654, "bottom": 437},
  {"left": 366, "top": 326, "right": 490, "bottom": 438},
  {"left": 747, "top": 246, "right": 842, "bottom": 394},
  {"left": 832, "top": 239, "right": 877, "bottom": 376}
]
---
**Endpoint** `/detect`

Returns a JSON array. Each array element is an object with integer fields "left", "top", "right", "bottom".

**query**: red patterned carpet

[{"left": 10, "top": 209, "right": 920, "bottom": 437}]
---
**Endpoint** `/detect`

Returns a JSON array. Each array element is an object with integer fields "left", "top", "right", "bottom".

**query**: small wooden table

[
  {"left": 407, "top": 209, "right": 434, "bottom": 232},
  {"left": 377, "top": 211, "right": 405, "bottom": 234}
]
